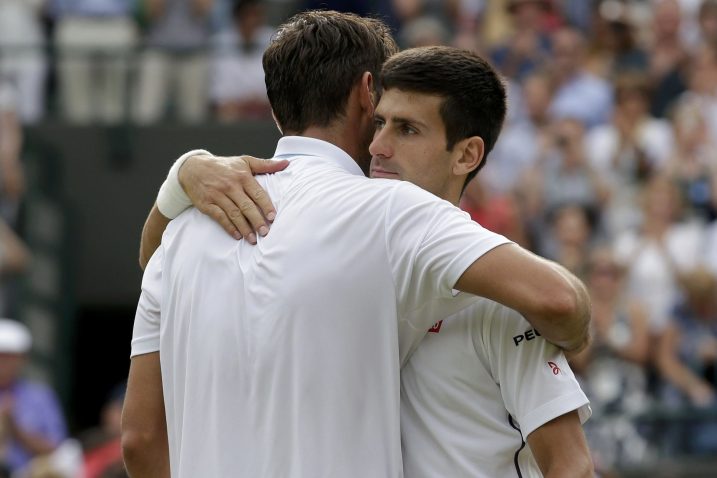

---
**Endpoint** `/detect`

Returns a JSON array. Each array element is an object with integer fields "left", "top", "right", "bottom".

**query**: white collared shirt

[
  {"left": 402, "top": 298, "right": 591, "bottom": 478},
  {"left": 132, "top": 136, "right": 510, "bottom": 478}
]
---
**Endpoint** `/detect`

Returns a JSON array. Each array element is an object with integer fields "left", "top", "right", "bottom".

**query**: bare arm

[
  {"left": 656, "top": 324, "right": 716, "bottom": 406},
  {"left": 0, "top": 110, "right": 24, "bottom": 202},
  {"left": 0, "top": 394, "right": 57, "bottom": 457},
  {"left": 527, "top": 411, "right": 593, "bottom": 478},
  {"left": 0, "top": 219, "right": 30, "bottom": 274},
  {"left": 138, "top": 154, "right": 289, "bottom": 269},
  {"left": 121, "top": 352, "right": 170, "bottom": 478},
  {"left": 139, "top": 204, "right": 170, "bottom": 270},
  {"left": 455, "top": 244, "right": 591, "bottom": 352},
  {"left": 4, "top": 416, "right": 56, "bottom": 456}
]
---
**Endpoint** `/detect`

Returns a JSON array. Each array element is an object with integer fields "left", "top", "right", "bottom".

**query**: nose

[{"left": 369, "top": 126, "right": 392, "bottom": 159}]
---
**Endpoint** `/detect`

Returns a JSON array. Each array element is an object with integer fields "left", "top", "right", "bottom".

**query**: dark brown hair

[
  {"left": 263, "top": 10, "right": 397, "bottom": 134},
  {"left": 380, "top": 46, "right": 507, "bottom": 185}
]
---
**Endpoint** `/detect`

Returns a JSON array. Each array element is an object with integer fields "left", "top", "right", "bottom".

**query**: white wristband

[{"left": 156, "top": 149, "right": 211, "bottom": 219}]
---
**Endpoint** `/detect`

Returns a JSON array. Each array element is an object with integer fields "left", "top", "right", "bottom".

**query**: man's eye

[
  {"left": 374, "top": 119, "right": 385, "bottom": 129},
  {"left": 401, "top": 125, "right": 417, "bottom": 135}
]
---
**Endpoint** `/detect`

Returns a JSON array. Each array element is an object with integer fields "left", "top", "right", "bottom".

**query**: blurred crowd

[{"left": 2, "top": 0, "right": 717, "bottom": 476}]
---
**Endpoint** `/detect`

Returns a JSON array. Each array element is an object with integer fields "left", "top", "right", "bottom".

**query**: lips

[{"left": 370, "top": 168, "right": 400, "bottom": 179}]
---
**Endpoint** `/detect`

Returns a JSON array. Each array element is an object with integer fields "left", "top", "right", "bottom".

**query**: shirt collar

[{"left": 273, "top": 136, "right": 365, "bottom": 177}]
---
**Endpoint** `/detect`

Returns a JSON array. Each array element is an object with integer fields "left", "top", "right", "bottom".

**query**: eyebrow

[{"left": 376, "top": 113, "right": 428, "bottom": 130}]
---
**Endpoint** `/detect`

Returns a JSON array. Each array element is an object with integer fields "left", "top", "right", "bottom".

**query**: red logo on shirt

[
  {"left": 428, "top": 321, "right": 443, "bottom": 333},
  {"left": 548, "top": 361, "right": 561, "bottom": 375}
]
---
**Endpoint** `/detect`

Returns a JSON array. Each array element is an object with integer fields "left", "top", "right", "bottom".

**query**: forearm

[
  {"left": 455, "top": 245, "right": 591, "bottom": 352},
  {"left": 0, "top": 220, "right": 30, "bottom": 274},
  {"left": 543, "top": 462, "right": 593, "bottom": 478},
  {"left": 7, "top": 422, "right": 56, "bottom": 456},
  {"left": 122, "top": 353, "right": 170, "bottom": 478},
  {"left": 659, "top": 354, "right": 709, "bottom": 395},
  {"left": 526, "top": 261, "right": 591, "bottom": 352},
  {"left": 139, "top": 204, "right": 170, "bottom": 270},
  {"left": 124, "top": 437, "right": 170, "bottom": 478}
]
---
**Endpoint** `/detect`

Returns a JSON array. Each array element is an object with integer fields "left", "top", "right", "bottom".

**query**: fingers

[
  {"left": 204, "top": 203, "right": 256, "bottom": 245},
  {"left": 226, "top": 171, "right": 272, "bottom": 235},
  {"left": 237, "top": 170, "right": 277, "bottom": 222},
  {"left": 243, "top": 156, "right": 290, "bottom": 174}
]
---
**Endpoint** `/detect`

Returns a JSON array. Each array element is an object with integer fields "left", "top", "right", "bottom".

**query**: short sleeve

[
  {"left": 385, "top": 182, "right": 511, "bottom": 329},
  {"left": 131, "top": 247, "right": 164, "bottom": 357},
  {"left": 481, "top": 304, "right": 591, "bottom": 438}
]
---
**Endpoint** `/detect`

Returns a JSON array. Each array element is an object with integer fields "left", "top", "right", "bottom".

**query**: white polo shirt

[
  {"left": 401, "top": 298, "right": 591, "bottom": 478},
  {"left": 131, "top": 136, "right": 510, "bottom": 478}
]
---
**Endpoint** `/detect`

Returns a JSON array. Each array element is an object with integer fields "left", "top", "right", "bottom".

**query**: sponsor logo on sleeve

[
  {"left": 547, "top": 361, "right": 562, "bottom": 375},
  {"left": 428, "top": 320, "right": 443, "bottom": 333},
  {"left": 512, "top": 328, "right": 541, "bottom": 346}
]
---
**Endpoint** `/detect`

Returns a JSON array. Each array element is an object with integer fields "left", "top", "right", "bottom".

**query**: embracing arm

[
  {"left": 139, "top": 153, "right": 289, "bottom": 269},
  {"left": 527, "top": 411, "right": 593, "bottom": 478},
  {"left": 121, "top": 352, "right": 170, "bottom": 478},
  {"left": 455, "top": 244, "right": 591, "bottom": 352}
]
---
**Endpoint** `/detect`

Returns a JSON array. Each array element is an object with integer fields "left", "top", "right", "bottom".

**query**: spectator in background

[
  {"left": 614, "top": 175, "right": 705, "bottom": 333},
  {"left": 0, "top": 320, "right": 67, "bottom": 475},
  {"left": 486, "top": 69, "right": 553, "bottom": 195},
  {"left": 490, "top": 0, "right": 552, "bottom": 81},
  {"left": 0, "top": 0, "right": 47, "bottom": 124},
  {"left": 664, "top": 96, "right": 717, "bottom": 222},
  {"left": 586, "top": 72, "right": 675, "bottom": 235},
  {"left": 649, "top": 0, "right": 690, "bottom": 118},
  {"left": 542, "top": 204, "right": 596, "bottom": 277},
  {"left": 656, "top": 266, "right": 717, "bottom": 453},
  {"left": 81, "top": 384, "right": 125, "bottom": 478},
  {"left": 0, "top": 77, "right": 25, "bottom": 227},
  {"left": 681, "top": 44, "right": 717, "bottom": 144},
  {"left": 52, "top": 0, "right": 138, "bottom": 124},
  {"left": 697, "top": 0, "right": 717, "bottom": 49},
  {"left": 657, "top": 267, "right": 717, "bottom": 408},
  {"left": 522, "top": 117, "right": 610, "bottom": 241},
  {"left": 586, "top": 6, "right": 649, "bottom": 80},
  {"left": 209, "top": 0, "right": 273, "bottom": 121},
  {"left": 572, "top": 247, "right": 652, "bottom": 471},
  {"left": 133, "top": 0, "right": 214, "bottom": 124},
  {"left": 399, "top": 15, "right": 450, "bottom": 48},
  {"left": 459, "top": 176, "right": 529, "bottom": 247},
  {"left": 548, "top": 27, "right": 614, "bottom": 128},
  {"left": 0, "top": 219, "right": 30, "bottom": 317}
]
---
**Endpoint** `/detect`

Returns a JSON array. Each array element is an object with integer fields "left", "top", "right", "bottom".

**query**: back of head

[
  {"left": 263, "top": 10, "right": 398, "bottom": 135},
  {"left": 379, "top": 46, "right": 507, "bottom": 183}
]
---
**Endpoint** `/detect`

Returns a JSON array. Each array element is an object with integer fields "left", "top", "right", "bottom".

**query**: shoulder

[
  {"left": 387, "top": 180, "right": 466, "bottom": 216},
  {"left": 452, "top": 298, "right": 528, "bottom": 339}
]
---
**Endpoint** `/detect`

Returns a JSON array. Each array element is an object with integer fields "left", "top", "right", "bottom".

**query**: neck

[
  {"left": 298, "top": 122, "right": 366, "bottom": 170},
  {"left": 447, "top": 186, "right": 464, "bottom": 207}
]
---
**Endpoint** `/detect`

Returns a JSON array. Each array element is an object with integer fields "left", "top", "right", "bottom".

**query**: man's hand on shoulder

[{"left": 178, "top": 154, "right": 289, "bottom": 244}]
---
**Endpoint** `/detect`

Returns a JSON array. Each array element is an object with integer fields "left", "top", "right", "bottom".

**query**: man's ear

[
  {"left": 453, "top": 136, "right": 485, "bottom": 177},
  {"left": 359, "top": 71, "right": 375, "bottom": 116}
]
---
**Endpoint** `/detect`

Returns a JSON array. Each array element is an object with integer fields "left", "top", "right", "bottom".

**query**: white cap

[{"left": 0, "top": 319, "right": 31, "bottom": 354}]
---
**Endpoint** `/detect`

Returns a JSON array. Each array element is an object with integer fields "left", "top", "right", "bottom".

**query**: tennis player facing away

[
  {"left": 155, "top": 46, "right": 595, "bottom": 477},
  {"left": 123, "top": 11, "right": 591, "bottom": 478}
]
